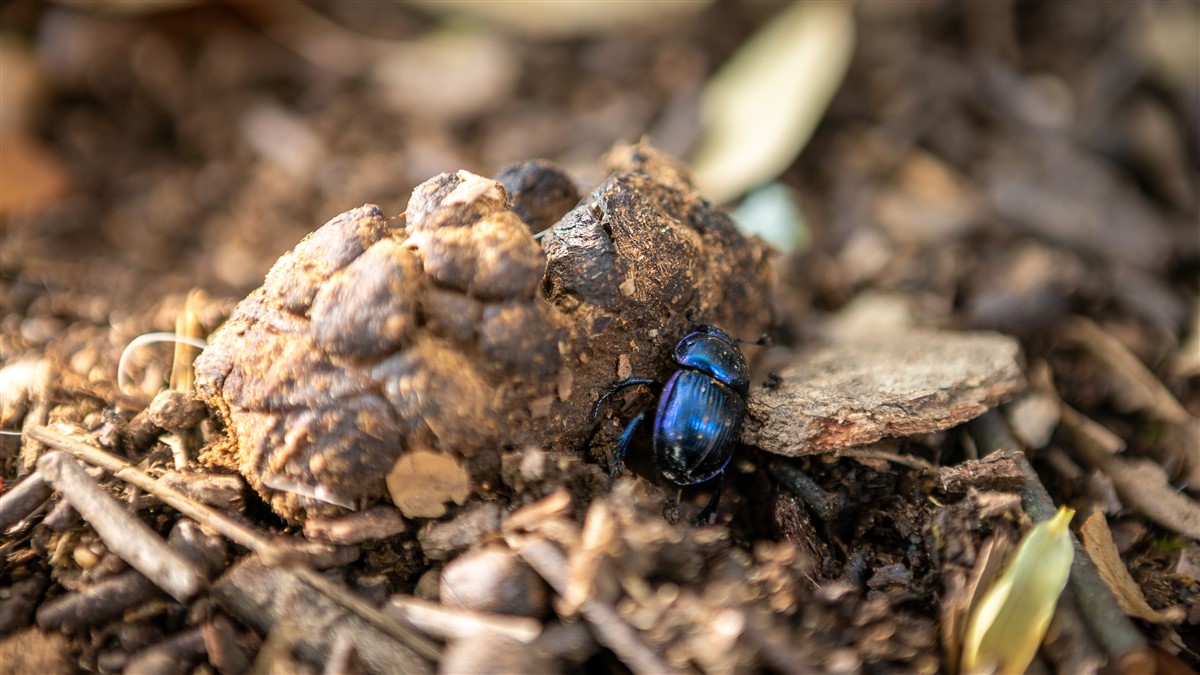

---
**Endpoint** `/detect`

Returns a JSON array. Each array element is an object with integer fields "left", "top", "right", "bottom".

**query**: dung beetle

[{"left": 591, "top": 310, "right": 765, "bottom": 523}]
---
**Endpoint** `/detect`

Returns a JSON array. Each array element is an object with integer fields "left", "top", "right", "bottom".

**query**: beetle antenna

[{"left": 738, "top": 334, "right": 772, "bottom": 347}]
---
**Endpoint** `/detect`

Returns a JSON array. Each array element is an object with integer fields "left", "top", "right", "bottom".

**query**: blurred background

[
  {"left": 1, "top": 1, "right": 1198, "bottom": 669},
  {"left": 1, "top": 0, "right": 1196, "bottom": 338}
]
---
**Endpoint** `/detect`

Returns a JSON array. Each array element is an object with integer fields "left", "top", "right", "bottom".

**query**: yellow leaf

[{"left": 962, "top": 506, "right": 1075, "bottom": 674}]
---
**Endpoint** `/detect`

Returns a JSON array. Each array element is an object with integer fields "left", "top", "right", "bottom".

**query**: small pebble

[{"left": 440, "top": 545, "right": 549, "bottom": 618}]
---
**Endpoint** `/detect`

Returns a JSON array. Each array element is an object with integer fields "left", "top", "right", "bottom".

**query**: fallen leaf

[
  {"left": 1064, "top": 316, "right": 1190, "bottom": 425},
  {"left": 962, "top": 507, "right": 1075, "bottom": 674},
  {"left": 1104, "top": 459, "right": 1200, "bottom": 540},
  {"left": 691, "top": 0, "right": 854, "bottom": 203},
  {"left": 404, "top": 0, "right": 713, "bottom": 38},
  {"left": 1080, "top": 512, "right": 1186, "bottom": 624}
]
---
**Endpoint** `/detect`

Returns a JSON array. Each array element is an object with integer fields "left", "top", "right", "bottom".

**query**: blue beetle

[{"left": 592, "top": 310, "right": 762, "bottom": 523}]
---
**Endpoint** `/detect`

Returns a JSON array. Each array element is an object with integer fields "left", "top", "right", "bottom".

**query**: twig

[
  {"left": 288, "top": 564, "right": 441, "bottom": 661},
  {"left": 512, "top": 535, "right": 681, "bottom": 675},
  {"left": 0, "top": 472, "right": 52, "bottom": 530},
  {"left": 36, "top": 451, "right": 205, "bottom": 602},
  {"left": 836, "top": 446, "right": 936, "bottom": 473},
  {"left": 38, "top": 565, "right": 162, "bottom": 631},
  {"left": 303, "top": 506, "right": 407, "bottom": 545},
  {"left": 201, "top": 616, "right": 251, "bottom": 675},
  {"left": 323, "top": 633, "right": 366, "bottom": 675},
  {"left": 124, "top": 627, "right": 207, "bottom": 675},
  {"left": 26, "top": 424, "right": 439, "bottom": 662},
  {"left": 385, "top": 595, "right": 542, "bottom": 643},
  {"left": 213, "top": 557, "right": 434, "bottom": 674},
  {"left": 37, "top": 520, "right": 226, "bottom": 631},
  {"left": 27, "top": 425, "right": 313, "bottom": 562},
  {"left": 965, "top": 410, "right": 1151, "bottom": 671},
  {"left": 769, "top": 460, "right": 835, "bottom": 521}
]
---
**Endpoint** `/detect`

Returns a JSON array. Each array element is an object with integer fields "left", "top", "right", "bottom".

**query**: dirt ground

[{"left": 1, "top": 1, "right": 1197, "bottom": 674}]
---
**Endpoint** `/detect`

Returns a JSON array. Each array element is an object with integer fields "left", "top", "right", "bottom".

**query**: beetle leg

[
  {"left": 609, "top": 410, "right": 647, "bottom": 487},
  {"left": 590, "top": 378, "right": 661, "bottom": 422},
  {"left": 695, "top": 471, "right": 726, "bottom": 525}
]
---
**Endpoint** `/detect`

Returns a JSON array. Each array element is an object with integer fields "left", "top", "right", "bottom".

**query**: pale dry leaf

[
  {"left": 691, "top": 0, "right": 854, "bottom": 203},
  {"left": 404, "top": 0, "right": 713, "bottom": 38},
  {"left": 1064, "top": 316, "right": 1191, "bottom": 424},
  {"left": 1080, "top": 512, "right": 1186, "bottom": 624},
  {"left": 1065, "top": 407, "right": 1200, "bottom": 538},
  {"left": 1104, "top": 458, "right": 1200, "bottom": 540},
  {"left": 1059, "top": 403, "right": 1125, "bottom": 456}
]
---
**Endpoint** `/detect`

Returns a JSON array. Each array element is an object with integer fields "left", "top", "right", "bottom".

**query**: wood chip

[
  {"left": 744, "top": 331, "right": 1024, "bottom": 456},
  {"left": 1079, "top": 512, "right": 1186, "bottom": 624}
]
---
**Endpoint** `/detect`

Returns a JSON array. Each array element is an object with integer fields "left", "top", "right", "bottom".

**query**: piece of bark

[
  {"left": 743, "top": 331, "right": 1024, "bottom": 456},
  {"left": 936, "top": 454, "right": 1026, "bottom": 494},
  {"left": 193, "top": 145, "right": 773, "bottom": 521},
  {"left": 211, "top": 557, "right": 432, "bottom": 675},
  {"left": 417, "top": 502, "right": 502, "bottom": 561}
]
